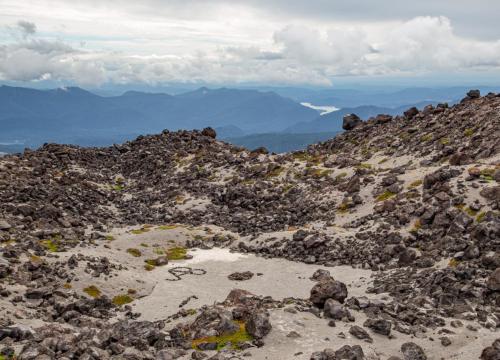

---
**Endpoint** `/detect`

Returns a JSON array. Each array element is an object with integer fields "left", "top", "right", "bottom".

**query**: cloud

[
  {"left": 17, "top": 20, "right": 36, "bottom": 38},
  {"left": 271, "top": 16, "right": 500, "bottom": 77},
  {"left": 1, "top": 16, "right": 500, "bottom": 87}
]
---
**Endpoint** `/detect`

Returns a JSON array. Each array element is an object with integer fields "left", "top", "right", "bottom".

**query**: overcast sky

[{"left": 1, "top": 0, "right": 500, "bottom": 88}]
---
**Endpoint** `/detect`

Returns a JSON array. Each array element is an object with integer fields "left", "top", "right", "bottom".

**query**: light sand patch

[
  {"left": 247, "top": 309, "right": 497, "bottom": 360},
  {"left": 132, "top": 250, "right": 374, "bottom": 321}
]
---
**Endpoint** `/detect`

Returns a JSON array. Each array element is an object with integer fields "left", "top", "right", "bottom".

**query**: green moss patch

[
  {"left": 265, "top": 166, "right": 285, "bottom": 178},
  {"left": 167, "top": 247, "right": 187, "bottom": 260},
  {"left": 476, "top": 211, "right": 486, "bottom": 222},
  {"left": 448, "top": 258, "right": 460, "bottom": 268},
  {"left": 153, "top": 247, "right": 165, "bottom": 255},
  {"left": 337, "top": 202, "right": 349, "bottom": 214},
  {"left": 144, "top": 264, "right": 155, "bottom": 271},
  {"left": 410, "top": 219, "right": 422, "bottom": 234},
  {"left": 307, "top": 168, "right": 332, "bottom": 178},
  {"left": 420, "top": 134, "right": 433, "bottom": 142},
  {"left": 464, "top": 128, "right": 474, "bottom": 137},
  {"left": 112, "top": 294, "right": 134, "bottom": 306},
  {"left": 112, "top": 184, "right": 125, "bottom": 191},
  {"left": 130, "top": 227, "right": 150, "bottom": 235},
  {"left": 126, "top": 248, "right": 142, "bottom": 257},
  {"left": 335, "top": 172, "right": 348, "bottom": 181},
  {"left": 158, "top": 224, "right": 179, "bottom": 230},
  {"left": 408, "top": 179, "right": 423, "bottom": 188},
  {"left": 376, "top": 190, "right": 396, "bottom": 202},
  {"left": 357, "top": 163, "right": 372, "bottom": 170},
  {"left": 464, "top": 207, "right": 478, "bottom": 217},
  {"left": 41, "top": 238, "right": 60, "bottom": 253},
  {"left": 83, "top": 285, "right": 101, "bottom": 298},
  {"left": 192, "top": 321, "right": 252, "bottom": 351}
]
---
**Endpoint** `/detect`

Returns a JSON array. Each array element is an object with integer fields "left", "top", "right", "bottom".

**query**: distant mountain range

[
  {"left": 0, "top": 85, "right": 317, "bottom": 147},
  {"left": 1, "top": 84, "right": 492, "bottom": 153},
  {"left": 256, "top": 85, "right": 500, "bottom": 108}
]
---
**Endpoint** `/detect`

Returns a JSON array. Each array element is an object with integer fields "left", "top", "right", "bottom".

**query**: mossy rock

[{"left": 192, "top": 321, "right": 252, "bottom": 351}]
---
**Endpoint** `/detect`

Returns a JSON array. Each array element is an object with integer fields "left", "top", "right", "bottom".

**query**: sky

[{"left": 1, "top": 0, "right": 500, "bottom": 89}]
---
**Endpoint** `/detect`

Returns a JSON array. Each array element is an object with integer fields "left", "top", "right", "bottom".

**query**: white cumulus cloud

[{"left": 1, "top": 15, "right": 500, "bottom": 86}]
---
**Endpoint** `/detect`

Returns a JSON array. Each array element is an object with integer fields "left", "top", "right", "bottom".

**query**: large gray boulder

[
  {"left": 246, "top": 310, "right": 271, "bottom": 339},
  {"left": 401, "top": 342, "right": 427, "bottom": 360}
]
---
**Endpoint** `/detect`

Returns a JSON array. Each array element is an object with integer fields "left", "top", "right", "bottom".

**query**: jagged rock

[
  {"left": 228, "top": 271, "right": 254, "bottom": 281},
  {"left": 375, "top": 114, "right": 393, "bottom": 124},
  {"left": 246, "top": 310, "right": 271, "bottom": 339},
  {"left": 480, "top": 339, "right": 500, "bottom": 360},
  {"left": 250, "top": 146, "right": 268, "bottom": 155},
  {"left": 310, "top": 279, "right": 348, "bottom": 307},
  {"left": 335, "top": 345, "right": 365, "bottom": 359},
  {"left": 324, "top": 299, "right": 351, "bottom": 321},
  {"left": 201, "top": 127, "right": 217, "bottom": 139},
  {"left": 401, "top": 342, "right": 427, "bottom": 360},
  {"left": 349, "top": 325, "right": 372, "bottom": 343},
  {"left": 310, "top": 269, "right": 333, "bottom": 282},
  {"left": 404, "top": 107, "right": 419, "bottom": 119},
  {"left": 363, "top": 318, "right": 392, "bottom": 336},
  {"left": 0, "top": 220, "right": 11, "bottom": 231},
  {"left": 342, "top": 114, "right": 362, "bottom": 131},
  {"left": 480, "top": 186, "right": 500, "bottom": 201},
  {"left": 487, "top": 268, "right": 500, "bottom": 291},
  {"left": 467, "top": 89, "right": 481, "bottom": 99}
]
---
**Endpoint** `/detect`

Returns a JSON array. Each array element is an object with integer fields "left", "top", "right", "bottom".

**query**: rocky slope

[{"left": 0, "top": 90, "right": 499, "bottom": 360}]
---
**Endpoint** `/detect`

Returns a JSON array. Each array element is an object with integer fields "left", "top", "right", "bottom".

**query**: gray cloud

[
  {"left": 79, "top": 0, "right": 500, "bottom": 40},
  {"left": 17, "top": 20, "right": 36, "bottom": 38}
]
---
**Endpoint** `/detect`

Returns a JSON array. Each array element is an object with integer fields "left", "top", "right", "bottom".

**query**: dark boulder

[
  {"left": 310, "top": 279, "right": 348, "bottom": 307},
  {"left": 467, "top": 89, "right": 481, "bottom": 99},
  {"left": 404, "top": 107, "right": 419, "bottom": 119},
  {"left": 401, "top": 342, "right": 427, "bottom": 360},
  {"left": 201, "top": 127, "right": 216, "bottom": 139},
  {"left": 246, "top": 310, "right": 271, "bottom": 339},
  {"left": 342, "top": 114, "right": 362, "bottom": 131}
]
